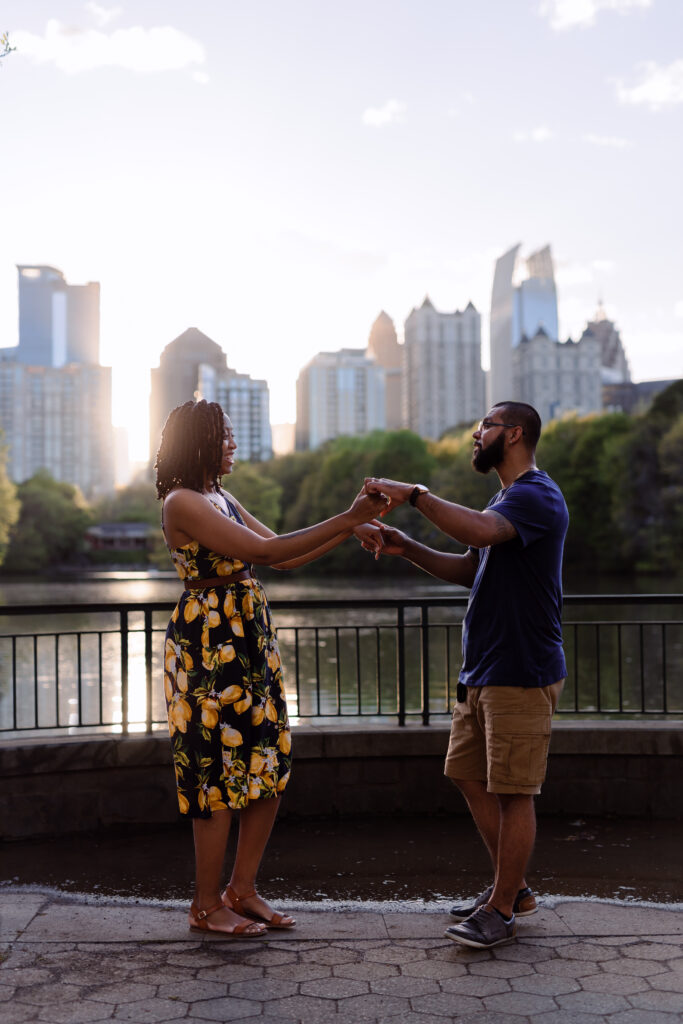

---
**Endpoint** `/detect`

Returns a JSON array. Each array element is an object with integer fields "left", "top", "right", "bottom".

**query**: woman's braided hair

[{"left": 154, "top": 400, "right": 226, "bottom": 499}]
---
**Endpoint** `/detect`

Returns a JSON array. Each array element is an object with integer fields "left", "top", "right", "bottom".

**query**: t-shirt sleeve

[{"left": 488, "top": 479, "right": 558, "bottom": 548}]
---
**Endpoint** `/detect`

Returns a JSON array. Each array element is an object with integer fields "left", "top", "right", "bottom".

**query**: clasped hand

[{"left": 352, "top": 476, "right": 411, "bottom": 560}]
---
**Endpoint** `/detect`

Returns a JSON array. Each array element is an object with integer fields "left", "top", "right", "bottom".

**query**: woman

[{"left": 155, "top": 399, "right": 386, "bottom": 936}]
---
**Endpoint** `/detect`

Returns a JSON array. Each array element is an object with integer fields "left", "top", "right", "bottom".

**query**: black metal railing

[{"left": 0, "top": 594, "right": 680, "bottom": 737}]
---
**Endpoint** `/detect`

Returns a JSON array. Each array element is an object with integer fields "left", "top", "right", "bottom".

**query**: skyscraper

[
  {"left": 403, "top": 297, "right": 484, "bottom": 439},
  {"left": 489, "top": 244, "right": 558, "bottom": 406},
  {"left": 0, "top": 265, "right": 113, "bottom": 496},
  {"left": 296, "top": 348, "right": 386, "bottom": 451},
  {"left": 16, "top": 265, "right": 100, "bottom": 366},
  {"left": 150, "top": 327, "right": 272, "bottom": 462}
]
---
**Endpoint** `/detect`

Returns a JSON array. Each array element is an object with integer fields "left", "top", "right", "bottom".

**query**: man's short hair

[{"left": 493, "top": 402, "right": 542, "bottom": 448}]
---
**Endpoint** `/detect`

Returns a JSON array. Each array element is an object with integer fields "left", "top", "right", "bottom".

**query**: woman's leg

[
  {"left": 227, "top": 796, "right": 294, "bottom": 924},
  {"left": 192, "top": 809, "right": 264, "bottom": 932}
]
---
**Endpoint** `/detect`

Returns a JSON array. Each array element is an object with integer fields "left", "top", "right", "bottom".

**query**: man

[{"left": 363, "top": 401, "right": 568, "bottom": 949}]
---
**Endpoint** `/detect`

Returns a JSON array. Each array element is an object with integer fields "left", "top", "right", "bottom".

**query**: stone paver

[{"left": 2, "top": 890, "right": 683, "bottom": 1023}]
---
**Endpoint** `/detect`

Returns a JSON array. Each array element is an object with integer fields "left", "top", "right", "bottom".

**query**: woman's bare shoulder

[{"left": 162, "top": 488, "right": 206, "bottom": 512}]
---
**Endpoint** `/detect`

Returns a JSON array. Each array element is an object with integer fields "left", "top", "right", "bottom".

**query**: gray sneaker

[
  {"left": 449, "top": 885, "right": 537, "bottom": 922},
  {"left": 445, "top": 905, "right": 517, "bottom": 949}
]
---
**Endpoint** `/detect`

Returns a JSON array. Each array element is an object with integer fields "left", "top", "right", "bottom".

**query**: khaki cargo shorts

[{"left": 444, "top": 681, "right": 565, "bottom": 795}]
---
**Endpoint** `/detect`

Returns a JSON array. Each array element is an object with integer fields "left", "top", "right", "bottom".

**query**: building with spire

[
  {"left": 403, "top": 296, "right": 484, "bottom": 439},
  {"left": 489, "top": 244, "right": 558, "bottom": 407},
  {"left": 579, "top": 304, "right": 631, "bottom": 385},
  {"left": 511, "top": 327, "right": 601, "bottom": 425},
  {"left": 366, "top": 311, "right": 403, "bottom": 430},
  {"left": 149, "top": 328, "right": 271, "bottom": 463}
]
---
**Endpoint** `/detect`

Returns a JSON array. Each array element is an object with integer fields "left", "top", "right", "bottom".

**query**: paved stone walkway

[{"left": 1, "top": 890, "right": 682, "bottom": 1023}]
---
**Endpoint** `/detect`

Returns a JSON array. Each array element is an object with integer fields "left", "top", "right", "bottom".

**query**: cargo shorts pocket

[{"left": 487, "top": 713, "right": 552, "bottom": 788}]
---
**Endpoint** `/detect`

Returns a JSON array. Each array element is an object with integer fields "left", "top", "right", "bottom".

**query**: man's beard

[{"left": 472, "top": 432, "right": 506, "bottom": 474}]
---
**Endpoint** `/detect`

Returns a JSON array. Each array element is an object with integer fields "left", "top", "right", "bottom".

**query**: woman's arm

[
  {"left": 224, "top": 492, "right": 379, "bottom": 571},
  {"left": 163, "top": 488, "right": 387, "bottom": 565}
]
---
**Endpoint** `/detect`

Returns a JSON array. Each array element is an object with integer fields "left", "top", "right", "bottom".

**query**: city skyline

[{"left": 1, "top": 1, "right": 681, "bottom": 461}]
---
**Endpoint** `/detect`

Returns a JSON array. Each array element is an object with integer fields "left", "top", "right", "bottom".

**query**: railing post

[
  {"left": 397, "top": 606, "right": 406, "bottom": 726},
  {"left": 421, "top": 604, "right": 430, "bottom": 726},
  {"left": 120, "top": 610, "right": 129, "bottom": 736},
  {"left": 145, "top": 609, "right": 153, "bottom": 734}
]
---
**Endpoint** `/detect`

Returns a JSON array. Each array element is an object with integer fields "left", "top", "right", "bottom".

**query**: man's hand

[
  {"left": 353, "top": 522, "right": 385, "bottom": 560},
  {"left": 363, "top": 477, "right": 413, "bottom": 513},
  {"left": 355, "top": 521, "right": 409, "bottom": 560},
  {"left": 375, "top": 522, "right": 409, "bottom": 556}
]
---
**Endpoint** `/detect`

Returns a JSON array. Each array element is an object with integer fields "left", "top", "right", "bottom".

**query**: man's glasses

[{"left": 477, "top": 419, "right": 525, "bottom": 433}]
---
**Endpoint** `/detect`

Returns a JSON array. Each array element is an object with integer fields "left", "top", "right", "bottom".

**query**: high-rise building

[
  {"left": 0, "top": 265, "right": 113, "bottom": 496},
  {"left": 16, "top": 265, "right": 100, "bottom": 366},
  {"left": 489, "top": 244, "right": 558, "bottom": 406},
  {"left": 198, "top": 363, "right": 272, "bottom": 462},
  {"left": 0, "top": 361, "right": 114, "bottom": 496},
  {"left": 403, "top": 297, "right": 484, "bottom": 439},
  {"left": 296, "top": 348, "right": 386, "bottom": 451},
  {"left": 150, "top": 327, "right": 272, "bottom": 462},
  {"left": 366, "top": 312, "right": 403, "bottom": 430},
  {"left": 579, "top": 304, "right": 631, "bottom": 386},
  {"left": 511, "top": 327, "right": 601, "bottom": 424}
]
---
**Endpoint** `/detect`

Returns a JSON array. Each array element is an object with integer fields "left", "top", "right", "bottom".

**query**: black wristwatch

[{"left": 409, "top": 484, "right": 429, "bottom": 507}]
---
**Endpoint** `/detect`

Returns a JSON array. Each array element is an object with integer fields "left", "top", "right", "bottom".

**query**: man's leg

[
  {"left": 488, "top": 793, "right": 536, "bottom": 918},
  {"left": 453, "top": 778, "right": 501, "bottom": 871},
  {"left": 454, "top": 779, "right": 531, "bottom": 902}
]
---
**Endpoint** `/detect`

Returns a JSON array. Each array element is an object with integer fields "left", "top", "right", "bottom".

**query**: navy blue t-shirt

[{"left": 459, "top": 469, "right": 568, "bottom": 688}]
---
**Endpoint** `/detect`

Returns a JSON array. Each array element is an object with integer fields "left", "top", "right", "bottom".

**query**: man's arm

[
  {"left": 359, "top": 523, "right": 479, "bottom": 587},
  {"left": 364, "top": 477, "right": 517, "bottom": 548}
]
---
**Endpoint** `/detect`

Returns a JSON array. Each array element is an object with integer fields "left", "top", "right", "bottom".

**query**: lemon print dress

[{"left": 163, "top": 493, "right": 291, "bottom": 817}]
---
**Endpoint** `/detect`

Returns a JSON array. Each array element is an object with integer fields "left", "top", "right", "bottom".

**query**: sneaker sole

[
  {"left": 444, "top": 927, "right": 517, "bottom": 949},
  {"left": 516, "top": 905, "right": 538, "bottom": 918}
]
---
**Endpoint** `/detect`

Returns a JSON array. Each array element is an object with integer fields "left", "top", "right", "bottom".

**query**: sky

[{"left": 1, "top": 0, "right": 682, "bottom": 464}]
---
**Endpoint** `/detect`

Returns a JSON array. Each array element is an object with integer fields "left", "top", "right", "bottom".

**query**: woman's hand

[
  {"left": 363, "top": 477, "right": 413, "bottom": 512},
  {"left": 348, "top": 490, "right": 389, "bottom": 525}
]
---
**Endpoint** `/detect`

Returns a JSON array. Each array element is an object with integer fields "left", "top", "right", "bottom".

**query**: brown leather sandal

[
  {"left": 223, "top": 884, "right": 296, "bottom": 929},
  {"left": 188, "top": 900, "right": 266, "bottom": 937}
]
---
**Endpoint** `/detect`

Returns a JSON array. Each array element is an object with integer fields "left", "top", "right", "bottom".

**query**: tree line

[{"left": 0, "top": 380, "right": 680, "bottom": 578}]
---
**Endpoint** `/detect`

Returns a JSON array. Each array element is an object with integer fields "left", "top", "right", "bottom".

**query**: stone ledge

[
  {"left": 0, "top": 720, "right": 682, "bottom": 776},
  {"left": 0, "top": 721, "right": 681, "bottom": 836}
]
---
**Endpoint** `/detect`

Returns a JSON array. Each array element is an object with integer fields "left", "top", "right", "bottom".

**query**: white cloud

[
  {"left": 539, "top": 0, "right": 651, "bottom": 31},
  {"left": 13, "top": 18, "right": 206, "bottom": 75},
  {"left": 85, "top": 3, "right": 122, "bottom": 28},
  {"left": 583, "top": 132, "right": 633, "bottom": 148},
  {"left": 513, "top": 126, "right": 555, "bottom": 143},
  {"left": 674, "top": 301, "right": 683, "bottom": 319},
  {"left": 362, "top": 99, "right": 406, "bottom": 127},
  {"left": 615, "top": 59, "right": 683, "bottom": 109}
]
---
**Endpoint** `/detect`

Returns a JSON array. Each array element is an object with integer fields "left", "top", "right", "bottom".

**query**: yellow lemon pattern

[{"left": 162, "top": 494, "right": 292, "bottom": 816}]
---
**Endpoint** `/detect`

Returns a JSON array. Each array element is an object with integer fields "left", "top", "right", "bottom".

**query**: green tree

[
  {"left": 2, "top": 470, "right": 93, "bottom": 574},
  {"left": 609, "top": 381, "right": 683, "bottom": 571},
  {"left": 95, "top": 482, "right": 160, "bottom": 524},
  {"left": 538, "top": 413, "right": 632, "bottom": 571},
  {"left": 224, "top": 463, "right": 283, "bottom": 529},
  {"left": 0, "top": 437, "right": 19, "bottom": 567}
]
